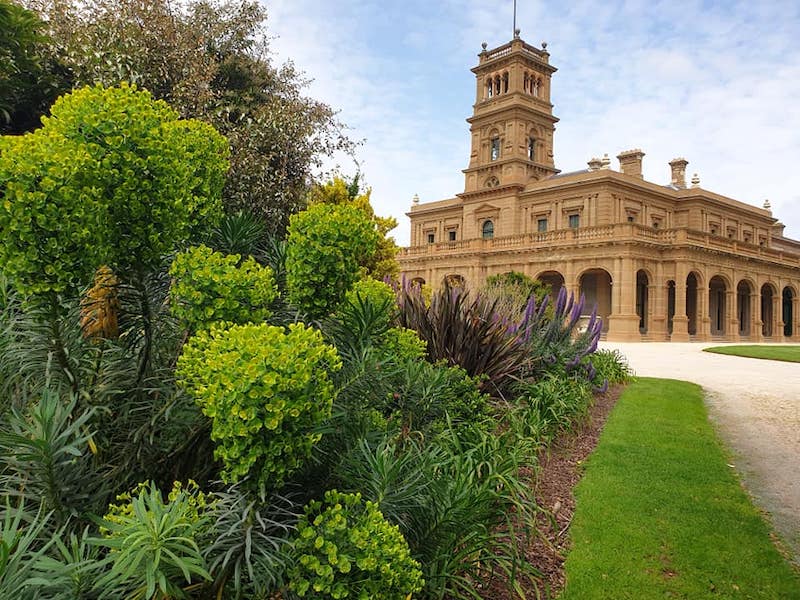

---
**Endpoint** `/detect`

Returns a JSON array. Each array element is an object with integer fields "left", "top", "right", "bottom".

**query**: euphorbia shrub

[
  {"left": 288, "top": 489, "right": 423, "bottom": 599},
  {"left": 176, "top": 322, "right": 341, "bottom": 490},
  {"left": 0, "top": 83, "right": 228, "bottom": 299},
  {"left": 285, "top": 203, "right": 380, "bottom": 318},
  {"left": 169, "top": 244, "right": 277, "bottom": 331}
]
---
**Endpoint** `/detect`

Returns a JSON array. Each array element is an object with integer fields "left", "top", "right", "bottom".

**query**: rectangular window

[
  {"left": 537, "top": 218, "right": 547, "bottom": 232},
  {"left": 448, "top": 230, "right": 456, "bottom": 241},
  {"left": 427, "top": 232, "right": 435, "bottom": 244},
  {"left": 569, "top": 214, "right": 580, "bottom": 229},
  {"left": 490, "top": 138, "right": 500, "bottom": 161}
]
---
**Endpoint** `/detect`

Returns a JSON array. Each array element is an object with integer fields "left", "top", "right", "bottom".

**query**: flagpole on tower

[{"left": 513, "top": 0, "right": 517, "bottom": 37}]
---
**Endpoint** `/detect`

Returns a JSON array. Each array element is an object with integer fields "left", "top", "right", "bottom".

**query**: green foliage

[
  {"left": 169, "top": 244, "right": 277, "bottom": 331},
  {"left": 177, "top": 322, "right": 341, "bottom": 490},
  {"left": 514, "top": 373, "right": 593, "bottom": 442},
  {"left": 378, "top": 327, "right": 427, "bottom": 363},
  {"left": 343, "top": 279, "right": 396, "bottom": 318},
  {"left": 288, "top": 489, "right": 423, "bottom": 599},
  {"left": 0, "top": 0, "right": 65, "bottom": 134},
  {"left": 387, "top": 361, "right": 489, "bottom": 433},
  {"left": 286, "top": 203, "right": 380, "bottom": 318},
  {"left": 205, "top": 486, "right": 297, "bottom": 599},
  {"left": 208, "top": 210, "right": 268, "bottom": 260},
  {"left": 588, "top": 348, "right": 633, "bottom": 385},
  {"left": 94, "top": 480, "right": 212, "bottom": 599},
  {"left": 36, "top": 0, "right": 354, "bottom": 233},
  {"left": 308, "top": 177, "right": 400, "bottom": 280},
  {"left": 0, "top": 83, "right": 228, "bottom": 299},
  {"left": 0, "top": 389, "right": 101, "bottom": 526},
  {"left": 484, "top": 270, "right": 553, "bottom": 321}
]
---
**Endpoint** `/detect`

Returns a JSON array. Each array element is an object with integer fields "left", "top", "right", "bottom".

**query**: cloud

[{"left": 263, "top": 0, "right": 800, "bottom": 243}]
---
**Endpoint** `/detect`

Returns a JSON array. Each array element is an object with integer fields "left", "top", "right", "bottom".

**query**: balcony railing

[{"left": 400, "top": 224, "right": 800, "bottom": 268}]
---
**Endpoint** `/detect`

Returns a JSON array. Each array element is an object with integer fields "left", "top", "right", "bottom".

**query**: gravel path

[{"left": 601, "top": 342, "right": 800, "bottom": 565}]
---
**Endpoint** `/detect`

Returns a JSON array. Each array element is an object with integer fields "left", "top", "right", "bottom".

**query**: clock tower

[{"left": 462, "top": 31, "right": 559, "bottom": 193}]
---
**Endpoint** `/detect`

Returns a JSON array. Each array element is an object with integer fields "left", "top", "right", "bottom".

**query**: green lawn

[
  {"left": 703, "top": 345, "right": 800, "bottom": 363},
  {"left": 559, "top": 378, "right": 800, "bottom": 600}
]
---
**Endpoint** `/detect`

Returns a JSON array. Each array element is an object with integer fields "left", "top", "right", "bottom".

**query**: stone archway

[
  {"left": 783, "top": 286, "right": 795, "bottom": 338},
  {"left": 536, "top": 270, "right": 564, "bottom": 298},
  {"left": 737, "top": 280, "right": 753, "bottom": 337},
  {"left": 761, "top": 283, "right": 776, "bottom": 337},
  {"left": 709, "top": 276, "right": 727, "bottom": 336},
  {"left": 445, "top": 273, "right": 466, "bottom": 288},
  {"left": 635, "top": 270, "right": 649, "bottom": 334},
  {"left": 579, "top": 268, "right": 612, "bottom": 333}
]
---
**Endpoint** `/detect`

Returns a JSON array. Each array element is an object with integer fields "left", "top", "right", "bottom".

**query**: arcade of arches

[{"left": 404, "top": 261, "right": 798, "bottom": 342}]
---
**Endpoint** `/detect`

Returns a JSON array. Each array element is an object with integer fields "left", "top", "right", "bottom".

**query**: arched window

[
  {"left": 495, "top": 76, "right": 501, "bottom": 96},
  {"left": 533, "top": 78, "right": 541, "bottom": 97},
  {"left": 490, "top": 137, "right": 500, "bottom": 161},
  {"left": 482, "top": 220, "right": 494, "bottom": 239},
  {"left": 502, "top": 72, "right": 509, "bottom": 93},
  {"left": 527, "top": 137, "right": 536, "bottom": 161},
  {"left": 523, "top": 72, "right": 529, "bottom": 93},
  {"left": 486, "top": 79, "right": 493, "bottom": 98}
]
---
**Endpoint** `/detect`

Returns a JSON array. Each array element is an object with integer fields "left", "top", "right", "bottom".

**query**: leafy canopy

[
  {"left": 0, "top": 83, "right": 228, "bottom": 299},
  {"left": 32, "top": 0, "right": 354, "bottom": 232}
]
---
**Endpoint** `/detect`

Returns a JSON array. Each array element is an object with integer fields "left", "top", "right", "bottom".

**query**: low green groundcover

[
  {"left": 703, "top": 345, "right": 800, "bottom": 363},
  {"left": 561, "top": 378, "right": 800, "bottom": 599}
]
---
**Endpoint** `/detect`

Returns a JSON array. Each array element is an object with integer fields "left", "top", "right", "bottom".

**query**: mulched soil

[{"left": 483, "top": 384, "right": 624, "bottom": 600}]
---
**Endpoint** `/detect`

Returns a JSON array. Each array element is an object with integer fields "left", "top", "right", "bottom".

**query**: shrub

[
  {"left": 285, "top": 203, "right": 380, "bottom": 318},
  {"left": 588, "top": 348, "right": 634, "bottom": 387},
  {"left": 94, "top": 480, "right": 212, "bottom": 599},
  {"left": 378, "top": 326, "right": 427, "bottom": 363},
  {"left": 169, "top": 244, "right": 277, "bottom": 331},
  {"left": 288, "top": 489, "right": 423, "bottom": 599},
  {"left": 397, "top": 281, "right": 533, "bottom": 393},
  {"left": 514, "top": 372, "right": 593, "bottom": 440},
  {"left": 0, "top": 84, "right": 228, "bottom": 299},
  {"left": 176, "top": 322, "right": 341, "bottom": 490}
]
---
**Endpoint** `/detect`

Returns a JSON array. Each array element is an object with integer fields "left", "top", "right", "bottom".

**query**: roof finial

[
  {"left": 763, "top": 198, "right": 771, "bottom": 212},
  {"left": 691, "top": 173, "right": 700, "bottom": 188},
  {"left": 412, "top": 193, "right": 420, "bottom": 206}
]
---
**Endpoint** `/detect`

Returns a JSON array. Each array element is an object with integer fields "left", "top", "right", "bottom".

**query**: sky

[{"left": 264, "top": 0, "right": 800, "bottom": 246}]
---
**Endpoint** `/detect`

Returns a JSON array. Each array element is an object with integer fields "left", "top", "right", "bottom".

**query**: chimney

[
  {"left": 617, "top": 149, "right": 645, "bottom": 179},
  {"left": 669, "top": 158, "right": 688, "bottom": 189}
]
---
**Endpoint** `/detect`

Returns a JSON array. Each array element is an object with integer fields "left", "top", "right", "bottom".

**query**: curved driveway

[{"left": 602, "top": 342, "right": 800, "bottom": 565}]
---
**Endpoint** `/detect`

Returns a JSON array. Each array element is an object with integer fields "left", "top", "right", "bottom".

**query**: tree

[
  {"left": 307, "top": 176, "right": 400, "bottom": 281},
  {"left": 28, "top": 0, "right": 354, "bottom": 233},
  {"left": 0, "top": 0, "right": 66, "bottom": 134}
]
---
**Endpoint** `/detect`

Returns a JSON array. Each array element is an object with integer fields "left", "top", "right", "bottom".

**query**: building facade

[{"left": 398, "top": 34, "right": 800, "bottom": 342}]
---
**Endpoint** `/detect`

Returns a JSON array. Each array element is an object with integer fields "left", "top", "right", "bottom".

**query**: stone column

[
  {"left": 672, "top": 266, "right": 690, "bottom": 341},
  {"left": 750, "top": 292, "right": 762, "bottom": 343},
  {"left": 725, "top": 289, "right": 736, "bottom": 341},
  {"left": 651, "top": 264, "right": 667, "bottom": 340},
  {"left": 607, "top": 257, "right": 640, "bottom": 341},
  {"left": 696, "top": 283, "right": 711, "bottom": 341},
  {"left": 774, "top": 294, "right": 783, "bottom": 342}
]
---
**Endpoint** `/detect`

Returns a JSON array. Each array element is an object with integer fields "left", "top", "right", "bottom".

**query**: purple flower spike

[{"left": 555, "top": 287, "right": 567, "bottom": 316}]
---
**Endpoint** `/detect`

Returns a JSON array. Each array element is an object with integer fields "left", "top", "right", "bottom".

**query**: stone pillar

[
  {"left": 696, "top": 283, "right": 710, "bottom": 341},
  {"left": 564, "top": 261, "right": 577, "bottom": 298},
  {"left": 725, "top": 290, "right": 736, "bottom": 341},
  {"left": 773, "top": 294, "right": 782, "bottom": 342},
  {"left": 672, "top": 266, "right": 689, "bottom": 341},
  {"left": 651, "top": 264, "right": 667, "bottom": 340},
  {"left": 608, "top": 257, "right": 641, "bottom": 341},
  {"left": 750, "top": 292, "right": 762, "bottom": 342}
]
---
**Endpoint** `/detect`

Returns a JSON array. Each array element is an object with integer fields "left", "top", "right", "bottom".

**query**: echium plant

[
  {"left": 516, "top": 286, "right": 604, "bottom": 380},
  {"left": 176, "top": 322, "right": 341, "bottom": 491}
]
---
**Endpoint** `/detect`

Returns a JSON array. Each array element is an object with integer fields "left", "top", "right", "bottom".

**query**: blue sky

[{"left": 265, "top": 0, "right": 800, "bottom": 246}]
